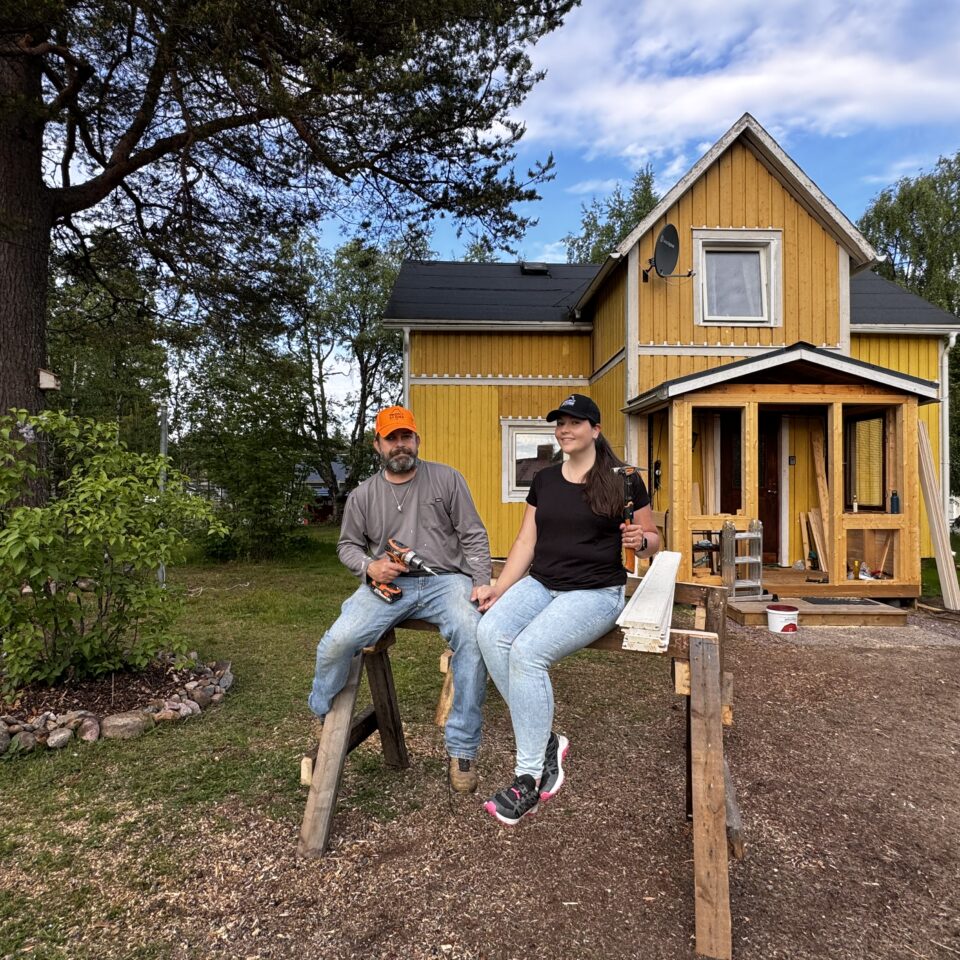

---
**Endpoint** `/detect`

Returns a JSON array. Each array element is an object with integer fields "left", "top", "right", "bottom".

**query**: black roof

[
  {"left": 851, "top": 270, "right": 957, "bottom": 327},
  {"left": 384, "top": 261, "right": 601, "bottom": 324},
  {"left": 384, "top": 260, "right": 957, "bottom": 329}
]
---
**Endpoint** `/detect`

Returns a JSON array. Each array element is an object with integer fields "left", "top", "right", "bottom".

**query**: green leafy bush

[{"left": 0, "top": 411, "right": 226, "bottom": 693}]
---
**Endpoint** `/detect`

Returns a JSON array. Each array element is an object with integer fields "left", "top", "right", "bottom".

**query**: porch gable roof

[{"left": 623, "top": 341, "right": 940, "bottom": 414}]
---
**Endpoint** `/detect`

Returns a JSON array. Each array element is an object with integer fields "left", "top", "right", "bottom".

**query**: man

[{"left": 308, "top": 405, "right": 491, "bottom": 792}]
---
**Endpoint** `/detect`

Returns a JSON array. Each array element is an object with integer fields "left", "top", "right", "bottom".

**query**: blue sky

[{"left": 433, "top": 0, "right": 960, "bottom": 262}]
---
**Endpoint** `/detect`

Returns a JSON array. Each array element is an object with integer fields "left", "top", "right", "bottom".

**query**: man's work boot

[{"left": 449, "top": 756, "right": 479, "bottom": 793}]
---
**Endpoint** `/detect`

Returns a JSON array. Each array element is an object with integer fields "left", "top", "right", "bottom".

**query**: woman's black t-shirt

[{"left": 526, "top": 465, "right": 650, "bottom": 590}]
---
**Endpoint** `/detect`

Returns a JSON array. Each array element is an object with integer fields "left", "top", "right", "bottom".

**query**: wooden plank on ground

[
  {"left": 808, "top": 507, "right": 829, "bottom": 576},
  {"left": 799, "top": 511, "right": 811, "bottom": 570},
  {"left": 298, "top": 652, "right": 364, "bottom": 858},
  {"left": 723, "top": 757, "right": 745, "bottom": 861},
  {"left": 810, "top": 428, "right": 831, "bottom": 571},
  {"left": 689, "top": 633, "right": 732, "bottom": 959},
  {"left": 919, "top": 422, "right": 960, "bottom": 610}
]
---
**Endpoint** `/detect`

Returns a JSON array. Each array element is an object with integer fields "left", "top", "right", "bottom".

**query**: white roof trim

[
  {"left": 383, "top": 319, "right": 592, "bottom": 332},
  {"left": 853, "top": 324, "right": 959, "bottom": 335},
  {"left": 624, "top": 345, "right": 939, "bottom": 413},
  {"left": 591, "top": 114, "right": 876, "bottom": 309}
]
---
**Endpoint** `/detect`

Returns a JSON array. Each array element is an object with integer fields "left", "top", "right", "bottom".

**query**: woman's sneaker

[
  {"left": 539, "top": 732, "right": 570, "bottom": 801},
  {"left": 484, "top": 775, "right": 540, "bottom": 825}
]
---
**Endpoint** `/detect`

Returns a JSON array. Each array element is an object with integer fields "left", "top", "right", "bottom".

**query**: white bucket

[{"left": 766, "top": 603, "right": 799, "bottom": 634}]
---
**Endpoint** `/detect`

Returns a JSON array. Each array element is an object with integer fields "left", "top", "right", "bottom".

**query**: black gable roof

[
  {"left": 384, "top": 261, "right": 601, "bottom": 326},
  {"left": 851, "top": 270, "right": 958, "bottom": 328}
]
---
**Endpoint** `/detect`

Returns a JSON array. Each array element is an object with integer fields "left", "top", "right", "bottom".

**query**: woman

[{"left": 475, "top": 393, "right": 659, "bottom": 825}]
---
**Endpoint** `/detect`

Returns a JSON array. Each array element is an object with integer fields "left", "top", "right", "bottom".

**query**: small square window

[
  {"left": 694, "top": 229, "right": 781, "bottom": 327},
  {"left": 501, "top": 419, "right": 563, "bottom": 502}
]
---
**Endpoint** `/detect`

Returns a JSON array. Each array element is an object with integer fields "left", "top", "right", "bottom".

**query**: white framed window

[
  {"left": 501, "top": 419, "right": 563, "bottom": 502},
  {"left": 693, "top": 229, "right": 782, "bottom": 327}
]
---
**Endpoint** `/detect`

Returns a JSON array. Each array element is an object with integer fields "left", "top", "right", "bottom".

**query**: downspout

[
  {"left": 941, "top": 332, "right": 957, "bottom": 526},
  {"left": 402, "top": 326, "right": 411, "bottom": 407}
]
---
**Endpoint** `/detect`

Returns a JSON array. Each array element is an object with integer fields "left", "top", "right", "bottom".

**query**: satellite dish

[
  {"left": 653, "top": 224, "right": 680, "bottom": 277},
  {"left": 642, "top": 223, "right": 692, "bottom": 283}
]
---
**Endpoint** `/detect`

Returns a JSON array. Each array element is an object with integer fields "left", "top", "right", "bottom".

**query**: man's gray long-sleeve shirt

[{"left": 337, "top": 461, "right": 492, "bottom": 587}]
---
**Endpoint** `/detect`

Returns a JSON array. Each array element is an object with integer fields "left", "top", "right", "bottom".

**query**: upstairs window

[{"left": 694, "top": 229, "right": 782, "bottom": 327}]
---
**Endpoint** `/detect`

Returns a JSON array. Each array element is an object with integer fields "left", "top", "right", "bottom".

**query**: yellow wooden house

[{"left": 383, "top": 114, "right": 959, "bottom": 599}]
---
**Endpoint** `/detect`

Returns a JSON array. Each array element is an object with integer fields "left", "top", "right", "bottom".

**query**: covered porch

[{"left": 628, "top": 343, "right": 940, "bottom": 599}]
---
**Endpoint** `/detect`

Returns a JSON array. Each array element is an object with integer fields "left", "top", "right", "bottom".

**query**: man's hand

[
  {"left": 473, "top": 583, "right": 500, "bottom": 612},
  {"left": 367, "top": 557, "right": 408, "bottom": 582}
]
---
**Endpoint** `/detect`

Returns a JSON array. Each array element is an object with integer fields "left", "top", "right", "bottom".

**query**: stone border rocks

[{"left": 0, "top": 657, "right": 234, "bottom": 759}]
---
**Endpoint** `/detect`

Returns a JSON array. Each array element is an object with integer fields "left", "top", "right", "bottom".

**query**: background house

[{"left": 384, "top": 115, "right": 960, "bottom": 599}]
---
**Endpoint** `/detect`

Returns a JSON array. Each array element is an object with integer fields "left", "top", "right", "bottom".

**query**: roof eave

[{"left": 382, "top": 318, "right": 593, "bottom": 332}]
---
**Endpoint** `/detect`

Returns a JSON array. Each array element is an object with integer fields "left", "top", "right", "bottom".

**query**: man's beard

[{"left": 384, "top": 450, "right": 417, "bottom": 474}]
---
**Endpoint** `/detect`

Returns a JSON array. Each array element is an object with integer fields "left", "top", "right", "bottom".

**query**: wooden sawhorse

[{"left": 299, "top": 584, "right": 741, "bottom": 960}]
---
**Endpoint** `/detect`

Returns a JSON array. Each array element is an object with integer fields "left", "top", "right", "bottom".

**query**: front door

[{"left": 758, "top": 414, "right": 780, "bottom": 563}]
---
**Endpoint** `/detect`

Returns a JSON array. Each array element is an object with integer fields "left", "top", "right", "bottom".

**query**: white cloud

[
  {"left": 518, "top": 0, "right": 960, "bottom": 163},
  {"left": 861, "top": 155, "right": 941, "bottom": 184},
  {"left": 523, "top": 240, "right": 569, "bottom": 263},
  {"left": 565, "top": 178, "right": 620, "bottom": 195}
]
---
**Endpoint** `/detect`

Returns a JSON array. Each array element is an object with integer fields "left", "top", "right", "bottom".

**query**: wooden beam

[
  {"left": 364, "top": 641, "right": 410, "bottom": 770},
  {"left": 799, "top": 511, "right": 811, "bottom": 569},
  {"left": 435, "top": 650, "right": 455, "bottom": 728},
  {"left": 810, "top": 426, "right": 831, "bottom": 571},
  {"left": 298, "top": 652, "right": 365, "bottom": 858},
  {"left": 724, "top": 758, "right": 745, "bottom": 861},
  {"left": 919, "top": 421, "right": 960, "bottom": 610},
  {"left": 689, "top": 634, "right": 732, "bottom": 960},
  {"left": 829, "top": 403, "right": 845, "bottom": 587}
]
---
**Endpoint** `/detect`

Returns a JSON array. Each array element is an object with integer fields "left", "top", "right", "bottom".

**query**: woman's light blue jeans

[
  {"left": 477, "top": 576, "right": 625, "bottom": 779},
  {"left": 308, "top": 573, "right": 486, "bottom": 760}
]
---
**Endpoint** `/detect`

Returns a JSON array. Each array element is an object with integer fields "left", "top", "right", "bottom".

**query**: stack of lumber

[
  {"left": 919, "top": 422, "right": 960, "bottom": 610},
  {"left": 617, "top": 550, "right": 682, "bottom": 652}
]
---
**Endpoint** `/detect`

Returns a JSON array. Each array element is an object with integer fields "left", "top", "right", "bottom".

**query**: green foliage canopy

[{"left": 564, "top": 165, "right": 660, "bottom": 263}]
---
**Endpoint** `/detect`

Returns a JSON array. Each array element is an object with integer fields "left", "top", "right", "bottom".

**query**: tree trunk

[{"left": 0, "top": 43, "right": 53, "bottom": 417}]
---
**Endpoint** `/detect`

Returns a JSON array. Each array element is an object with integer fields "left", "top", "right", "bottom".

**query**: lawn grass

[
  {"left": 0, "top": 527, "right": 470, "bottom": 958},
  {"left": 920, "top": 531, "right": 960, "bottom": 597}
]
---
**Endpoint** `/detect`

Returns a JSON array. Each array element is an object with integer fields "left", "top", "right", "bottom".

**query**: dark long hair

[{"left": 583, "top": 433, "right": 627, "bottom": 518}]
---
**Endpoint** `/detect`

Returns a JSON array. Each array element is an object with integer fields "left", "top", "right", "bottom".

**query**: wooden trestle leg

[
  {"left": 689, "top": 633, "right": 732, "bottom": 960},
  {"left": 298, "top": 629, "right": 408, "bottom": 858}
]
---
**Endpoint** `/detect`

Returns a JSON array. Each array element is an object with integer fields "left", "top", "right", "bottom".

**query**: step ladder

[{"left": 721, "top": 519, "right": 764, "bottom": 600}]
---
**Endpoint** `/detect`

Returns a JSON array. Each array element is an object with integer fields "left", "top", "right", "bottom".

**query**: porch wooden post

[
  {"left": 672, "top": 401, "right": 692, "bottom": 579},
  {"left": 828, "top": 402, "right": 845, "bottom": 586},
  {"left": 743, "top": 402, "right": 759, "bottom": 521},
  {"left": 902, "top": 399, "right": 920, "bottom": 585}
]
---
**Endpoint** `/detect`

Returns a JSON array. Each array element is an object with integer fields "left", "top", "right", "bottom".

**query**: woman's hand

[
  {"left": 620, "top": 523, "right": 657, "bottom": 557},
  {"left": 473, "top": 583, "right": 501, "bottom": 613}
]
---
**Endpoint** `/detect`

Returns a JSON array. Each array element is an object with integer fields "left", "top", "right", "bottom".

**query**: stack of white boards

[{"left": 617, "top": 550, "right": 682, "bottom": 653}]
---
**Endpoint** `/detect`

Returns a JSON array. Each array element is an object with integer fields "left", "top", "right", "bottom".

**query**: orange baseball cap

[{"left": 375, "top": 405, "right": 418, "bottom": 437}]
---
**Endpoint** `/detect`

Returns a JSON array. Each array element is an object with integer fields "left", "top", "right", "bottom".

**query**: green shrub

[{"left": 0, "top": 410, "right": 226, "bottom": 693}]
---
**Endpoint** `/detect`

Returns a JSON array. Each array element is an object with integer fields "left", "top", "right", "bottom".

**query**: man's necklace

[{"left": 384, "top": 473, "right": 414, "bottom": 511}]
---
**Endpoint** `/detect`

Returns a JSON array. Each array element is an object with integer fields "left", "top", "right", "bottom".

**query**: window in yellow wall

[
  {"left": 500, "top": 419, "right": 563, "bottom": 502},
  {"left": 844, "top": 415, "right": 884, "bottom": 509}
]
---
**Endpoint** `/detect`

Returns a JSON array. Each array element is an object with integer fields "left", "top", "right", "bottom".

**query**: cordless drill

[{"left": 367, "top": 538, "right": 439, "bottom": 603}]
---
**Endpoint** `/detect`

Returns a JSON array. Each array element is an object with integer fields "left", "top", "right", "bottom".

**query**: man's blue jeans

[
  {"left": 477, "top": 576, "right": 624, "bottom": 779},
  {"left": 309, "top": 573, "right": 486, "bottom": 760}
]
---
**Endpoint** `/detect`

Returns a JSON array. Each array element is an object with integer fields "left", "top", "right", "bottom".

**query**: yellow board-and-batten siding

[
  {"left": 410, "top": 332, "right": 590, "bottom": 377},
  {"left": 634, "top": 140, "right": 841, "bottom": 361},
  {"left": 591, "top": 261, "right": 626, "bottom": 371}
]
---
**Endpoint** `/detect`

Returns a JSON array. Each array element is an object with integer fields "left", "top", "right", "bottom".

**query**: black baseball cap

[{"left": 545, "top": 393, "right": 601, "bottom": 425}]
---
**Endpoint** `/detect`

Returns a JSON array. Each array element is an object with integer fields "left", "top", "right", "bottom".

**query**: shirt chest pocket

[{"left": 419, "top": 498, "right": 450, "bottom": 531}]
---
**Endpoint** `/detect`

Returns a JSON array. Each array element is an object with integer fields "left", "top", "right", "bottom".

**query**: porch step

[{"left": 727, "top": 595, "right": 909, "bottom": 627}]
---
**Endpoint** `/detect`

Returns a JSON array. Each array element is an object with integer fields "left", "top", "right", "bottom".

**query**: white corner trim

[
  {"left": 838, "top": 250, "right": 850, "bottom": 355},
  {"left": 402, "top": 327, "right": 411, "bottom": 406},
  {"left": 626, "top": 247, "right": 640, "bottom": 465}
]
